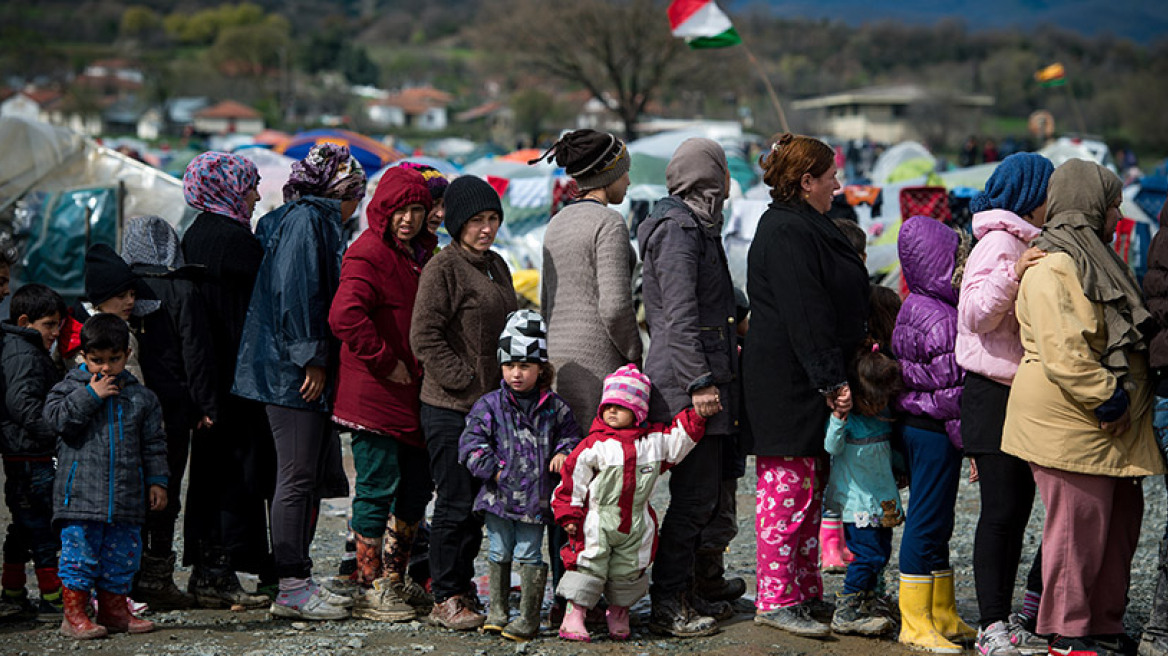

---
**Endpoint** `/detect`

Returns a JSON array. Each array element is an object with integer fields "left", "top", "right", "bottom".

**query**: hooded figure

[
  {"left": 635, "top": 137, "right": 739, "bottom": 634},
  {"left": 1002, "top": 159, "right": 1162, "bottom": 651}
]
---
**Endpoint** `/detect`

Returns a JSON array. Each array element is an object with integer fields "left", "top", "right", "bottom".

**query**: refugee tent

[
  {"left": 277, "top": 129, "right": 404, "bottom": 174},
  {"left": 868, "top": 141, "right": 936, "bottom": 185},
  {"left": 0, "top": 116, "right": 190, "bottom": 299}
]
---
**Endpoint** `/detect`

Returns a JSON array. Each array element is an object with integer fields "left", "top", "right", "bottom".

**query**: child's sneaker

[
  {"left": 35, "top": 588, "right": 64, "bottom": 622},
  {"left": 271, "top": 586, "right": 349, "bottom": 621},
  {"left": 976, "top": 621, "right": 1021, "bottom": 656},
  {"left": 1047, "top": 635, "right": 1111, "bottom": 656},
  {"left": 831, "top": 592, "right": 893, "bottom": 636},
  {"left": 1006, "top": 613, "right": 1049, "bottom": 654}
]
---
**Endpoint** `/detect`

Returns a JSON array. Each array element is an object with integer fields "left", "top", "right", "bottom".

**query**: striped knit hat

[
  {"left": 600, "top": 364, "right": 652, "bottom": 425},
  {"left": 498, "top": 310, "right": 548, "bottom": 364}
]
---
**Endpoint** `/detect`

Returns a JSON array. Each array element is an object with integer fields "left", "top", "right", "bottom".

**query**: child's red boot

[
  {"left": 96, "top": 590, "right": 154, "bottom": 634},
  {"left": 59, "top": 588, "right": 107, "bottom": 640}
]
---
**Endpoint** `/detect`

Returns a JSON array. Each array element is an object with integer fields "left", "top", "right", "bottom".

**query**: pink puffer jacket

[{"left": 955, "top": 209, "right": 1041, "bottom": 385}]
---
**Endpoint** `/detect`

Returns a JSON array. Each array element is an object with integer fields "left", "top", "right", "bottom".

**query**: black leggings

[{"left": 973, "top": 451, "right": 1043, "bottom": 627}]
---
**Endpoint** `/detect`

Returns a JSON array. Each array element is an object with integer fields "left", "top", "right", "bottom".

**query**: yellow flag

[{"left": 1035, "top": 63, "right": 1066, "bottom": 83}]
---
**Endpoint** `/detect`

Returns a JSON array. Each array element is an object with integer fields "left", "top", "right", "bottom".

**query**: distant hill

[{"left": 742, "top": 0, "right": 1168, "bottom": 44}]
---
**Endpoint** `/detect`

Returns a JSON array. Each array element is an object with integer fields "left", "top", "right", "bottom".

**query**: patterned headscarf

[
  {"left": 283, "top": 143, "right": 367, "bottom": 204},
  {"left": 122, "top": 215, "right": 185, "bottom": 268},
  {"left": 183, "top": 152, "right": 260, "bottom": 224}
]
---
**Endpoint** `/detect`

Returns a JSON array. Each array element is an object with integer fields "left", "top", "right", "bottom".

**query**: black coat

[
  {"left": 133, "top": 264, "right": 218, "bottom": 427},
  {"left": 0, "top": 323, "right": 63, "bottom": 457},
  {"left": 181, "top": 211, "right": 264, "bottom": 398},
  {"left": 742, "top": 201, "right": 869, "bottom": 457},
  {"left": 638, "top": 196, "right": 740, "bottom": 436}
]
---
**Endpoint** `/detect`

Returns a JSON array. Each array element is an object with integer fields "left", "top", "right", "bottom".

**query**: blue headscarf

[{"left": 970, "top": 152, "right": 1054, "bottom": 216}]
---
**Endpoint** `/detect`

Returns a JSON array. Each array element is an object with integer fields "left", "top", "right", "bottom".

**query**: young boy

[
  {"left": 459, "top": 310, "right": 581, "bottom": 641},
  {"left": 0, "top": 284, "right": 67, "bottom": 618},
  {"left": 552, "top": 364, "right": 712, "bottom": 642},
  {"left": 44, "top": 314, "right": 168, "bottom": 639}
]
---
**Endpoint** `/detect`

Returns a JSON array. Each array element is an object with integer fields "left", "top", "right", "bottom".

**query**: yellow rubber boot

[
  {"left": 898, "top": 574, "right": 962, "bottom": 654},
  {"left": 931, "top": 569, "right": 977, "bottom": 643}
]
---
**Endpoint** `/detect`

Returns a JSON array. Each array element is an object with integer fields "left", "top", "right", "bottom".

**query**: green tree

[
  {"left": 476, "top": 0, "right": 684, "bottom": 141},
  {"left": 208, "top": 16, "right": 290, "bottom": 77},
  {"left": 510, "top": 89, "right": 562, "bottom": 146},
  {"left": 120, "top": 6, "right": 162, "bottom": 39}
]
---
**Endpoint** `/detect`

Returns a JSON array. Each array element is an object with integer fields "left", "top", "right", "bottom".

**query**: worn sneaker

[
  {"left": 1006, "top": 613, "right": 1049, "bottom": 654},
  {"left": 308, "top": 579, "right": 354, "bottom": 608},
  {"left": 976, "top": 621, "right": 1022, "bottom": 656},
  {"left": 754, "top": 602, "right": 831, "bottom": 637},
  {"left": 831, "top": 592, "right": 893, "bottom": 636},
  {"left": 270, "top": 587, "right": 350, "bottom": 621},
  {"left": 35, "top": 593, "right": 64, "bottom": 623},
  {"left": 1048, "top": 636, "right": 1111, "bottom": 656}
]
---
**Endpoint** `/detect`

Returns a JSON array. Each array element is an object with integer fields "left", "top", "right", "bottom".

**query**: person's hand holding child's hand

[
  {"left": 149, "top": 485, "right": 167, "bottom": 511},
  {"left": 549, "top": 453, "right": 567, "bottom": 474},
  {"left": 89, "top": 374, "right": 120, "bottom": 399},
  {"left": 564, "top": 522, "right": 578, "bottom": 536}
]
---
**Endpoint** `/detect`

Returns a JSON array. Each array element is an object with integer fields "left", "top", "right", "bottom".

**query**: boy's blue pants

[{"left": 59, "top": 521, "right": 142, "bottom": 594}]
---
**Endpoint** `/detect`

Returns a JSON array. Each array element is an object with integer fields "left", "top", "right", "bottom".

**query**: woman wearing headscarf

[
  {"left": 396, "top": 161, "right": 450, "bottom": 236},
  {"left": 743, "top": 134, "right": 868, "bottom": 637},
  {"left": 1001, "top": 159, "right": 1164, "bottom": 656},
  {"left": 535, "top": 128, "right": 641, "bottom": 623},
  {"left": 409, "top": 175, "right": 516, "bottom": 631},
  {"left": 637, "top": 137, "right": 738, "bottom": 638},
  {"left": 1140, "top": 200, "right": 1168, "bottom": 656},
  {"left": 120, "top": 216, "right": 217, "bottom": 610},
  {"left": 955, "top": 153, "right": 1053, "bottom": 655},
  {"left": 180, "top": 152, "right": 273, "bottom": 609},
  {"left": 232, "top": 143, "right": 366, "bottom": 621},
  {"left": 329, "top": 167, "right": 436, "bottom": 622}
]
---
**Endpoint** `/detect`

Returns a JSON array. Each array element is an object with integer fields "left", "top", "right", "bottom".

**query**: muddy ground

[{"left": 0, "top": 435, "right": 1164, "bottom": 656}]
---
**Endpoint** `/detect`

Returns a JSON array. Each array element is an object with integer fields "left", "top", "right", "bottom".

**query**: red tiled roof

[
  {"left": 194, "top": 100, "right": 262, "bottom": 119},
  {"left": 371, "top": 86, "right": 453, "bottom": 115}
]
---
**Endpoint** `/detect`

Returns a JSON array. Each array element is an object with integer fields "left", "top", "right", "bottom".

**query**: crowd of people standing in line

[{"left": 0, "top": 125, "right": 1167, "bottom": 655}]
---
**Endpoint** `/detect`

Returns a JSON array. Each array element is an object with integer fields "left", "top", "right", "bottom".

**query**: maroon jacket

[{"left": 329, "top": 168, "right": 435, "bottom": 446}]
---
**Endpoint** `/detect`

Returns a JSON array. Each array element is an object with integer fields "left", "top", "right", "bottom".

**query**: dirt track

[{"left": 0, "top": 440, "right": 1163, "bottom": 655}]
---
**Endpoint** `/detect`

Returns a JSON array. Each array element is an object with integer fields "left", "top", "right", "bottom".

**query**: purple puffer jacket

[
  {"left": 458, "top": 381, "right": 582, "bottom": 524},
  {"left": 892, "top": 216, "right": 965, "bottom": 447}
]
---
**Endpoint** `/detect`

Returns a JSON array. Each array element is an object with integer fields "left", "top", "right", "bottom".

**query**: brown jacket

[
  {"left": 1002, "top": 253, "right": 1163, "bottom": 477},
  {"left": 410, "top": 244, "right": 517, "bottom": 414}
]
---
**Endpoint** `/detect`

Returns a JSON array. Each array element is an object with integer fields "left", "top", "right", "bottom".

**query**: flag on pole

[
  {"left": 1035, "top": 62, "right": 1067, "bottom": 87},
  {"left": 668, "top": 0, "right": 742, "bottom": 49}
]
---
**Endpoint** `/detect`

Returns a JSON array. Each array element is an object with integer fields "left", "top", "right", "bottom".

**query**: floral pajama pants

[
  {"left": 755, "top": 456, "right": 822, "bottom": 611},
  {"left": 59, "top": 521, "right": 142, "bottom": 594}
]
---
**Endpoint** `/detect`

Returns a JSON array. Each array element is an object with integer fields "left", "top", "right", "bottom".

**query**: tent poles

[{"left": 737, "top": 35, "right": 790, "bottom": 134}]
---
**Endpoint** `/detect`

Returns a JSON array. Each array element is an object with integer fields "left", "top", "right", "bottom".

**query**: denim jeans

[
  {"left": 2, "top": 459, "right": 59, "bottom": 570},
  {"left": 899, "top": 425, "right": 961, "bottom": 575},
  {"left": 1155, "top": 396, "right": 1168, "bottom": 539},
  {"left": 842, "top": 523, "right": 892, "bottom": 594},
  {"left": 484, "top": 513, "right": 544, "bottom": 566}
]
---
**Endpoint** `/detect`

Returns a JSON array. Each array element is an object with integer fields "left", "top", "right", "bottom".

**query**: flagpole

[
  {"left": 1061, "top": 77, "right": 1087, "bottom": 135},
  {"left": 737, "top": 35, "right": 790, "bottom": 133}
]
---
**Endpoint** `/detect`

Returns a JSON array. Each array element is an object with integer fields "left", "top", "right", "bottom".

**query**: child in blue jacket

[{"left": 44, "top": 314, "right": 168, "bottom": 639}]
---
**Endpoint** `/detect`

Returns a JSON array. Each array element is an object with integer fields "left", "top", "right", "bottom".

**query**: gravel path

[{"left": 0, "top": 439, "right": 1164, "bottom": 655}]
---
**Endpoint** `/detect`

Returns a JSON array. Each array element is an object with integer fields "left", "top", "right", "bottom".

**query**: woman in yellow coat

[{"left": 1002, "top": 159, "right": 1163, "bottom": 656}]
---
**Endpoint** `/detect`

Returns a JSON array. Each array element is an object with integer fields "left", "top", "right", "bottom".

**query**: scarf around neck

[{"left": 1032, "top": 159, "right": 1149, "bottom": 376}]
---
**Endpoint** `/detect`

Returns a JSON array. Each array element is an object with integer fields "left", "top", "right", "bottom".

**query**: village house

[{"left": 366, "top": 86, "right": 452, "bottom": 131}]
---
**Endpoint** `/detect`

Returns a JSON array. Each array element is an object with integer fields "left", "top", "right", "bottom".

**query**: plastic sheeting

[
  {"left": 869, "top": 141, "right": 936, "bottom": 186},
  {"left": 0, "top": 116, "right": 191, "bottom": 299}
]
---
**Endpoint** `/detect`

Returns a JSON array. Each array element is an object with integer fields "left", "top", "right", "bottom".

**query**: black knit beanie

[
  {"left": 536, "top": 129, "right": 630, "bottom": 191},
  {"left": 444, "top": 175, "right": 504, "bottom": 240},
  {"left": 85, "top": 243, "right": 137, "bottom": 306}
]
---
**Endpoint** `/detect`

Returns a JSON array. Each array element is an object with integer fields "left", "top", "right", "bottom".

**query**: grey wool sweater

[
  {"left": 410, "top": 243, "right": 517, "bottom": 414},
  {"left": 541, "top": 200, "right": 643, "bottom": 431}
]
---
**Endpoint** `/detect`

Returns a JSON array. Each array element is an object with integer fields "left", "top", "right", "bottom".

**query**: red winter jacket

[{"left": 329, "top": 168, "right": 435, "bottom": 446}]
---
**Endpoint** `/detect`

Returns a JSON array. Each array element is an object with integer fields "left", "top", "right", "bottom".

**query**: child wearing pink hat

[{"left": 551, "top": 364, "right": 715, "bottom": 642}]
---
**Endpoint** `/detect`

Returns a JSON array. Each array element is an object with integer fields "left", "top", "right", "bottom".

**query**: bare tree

[{"left": 476, "top": 0, "right": 685, "bottom": 141}]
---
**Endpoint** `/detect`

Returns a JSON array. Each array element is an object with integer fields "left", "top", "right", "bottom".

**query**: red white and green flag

[{"left": 668, "top": 0, "right": 742, "bottom": 49}]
